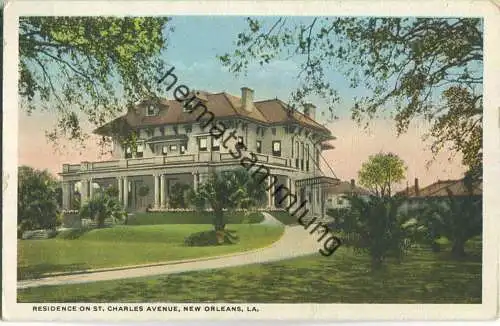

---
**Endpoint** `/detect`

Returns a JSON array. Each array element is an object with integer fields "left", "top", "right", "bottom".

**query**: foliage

[
  {"left": 337, "top": 195, "right": 416, "bottom": 270},
  {"left": 188, "top": 169, "right": 267, "bottom": 232},
  {"left": 358, "top": 152, "right": 406, "bottom": 197},
  {"left": 415, "top": 175, "right": 482, "bottom": 258},
  {"left": 18, "top": 166, "right": 60, "bottom": 237},
  {"left": 79, "top": 193, "right": 126, "bottom": 228},
  {"left": 169, "top": 183, "right": 191, "bottom": 209},
  {"left": 19, "top": 16, "right": 172, "bottom": 146},
  {"left": 104, "top": 184, "right": 119, "bottom": 198},
  {"left": 220, "top": 17, "right": 483, "bottom": 174}
]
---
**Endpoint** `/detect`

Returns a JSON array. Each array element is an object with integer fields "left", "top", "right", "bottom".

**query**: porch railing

[{"left": 62, "top": 150, "right": 292, "bottom": 173}]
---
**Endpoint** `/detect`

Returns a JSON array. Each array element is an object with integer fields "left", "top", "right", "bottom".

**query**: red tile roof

[
  {"left": 94, "top": 91, "right": 332, "bottom": 136},
  {"left": 404, "top": 178, "right": 482, "bottom": 197}
]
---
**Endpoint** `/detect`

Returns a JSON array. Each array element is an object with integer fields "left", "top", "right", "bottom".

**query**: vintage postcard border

[{"left": 3, "top": 0, "right": 500, "bottom": 321}]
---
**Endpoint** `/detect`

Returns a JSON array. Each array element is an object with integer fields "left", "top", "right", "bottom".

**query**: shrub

[
  {"left": 184, "top": 229, "right": 240, "bottom": 246},
  {"left": 80, "top": 194, "right": 126, "bottom": 228}
]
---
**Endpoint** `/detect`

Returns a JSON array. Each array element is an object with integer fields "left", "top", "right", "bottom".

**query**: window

[
  {"left": 296, "top": 142, "right": 300, "bottom": 158},
  {"left": 180, "top": 144, "right": 186, "bottom": 154},
  {"left": 337, "top": 198, "right": 344, "bottom": 205},
  {"left": 256, "top": 140, "right": 262, "bottom": 154},
  {"left": 136, "top": 142, "right": 144, "bottom": 158},
  {"left": 237, "top": 136, "right": 244, "bottom": 145},
  {"left": 212, "top": 137, "right": 220, "bottom": 151},
  {"left": 272, "top": 141, "right": 281, "bottom": 156},
  {"left": 162, "top": 145, "right": 168, "bottom": 155},
  {"left": 146, "top": 105, "right": 157, "bottom": 116},
  {"left": 170, "top": 144, "right": 178, "bottom": 152},
  {"left": 271, "top": 128, "right": 276, "bottom": 135},
  {"left": 199, "top": 137, "right": 207, "bottom": 151},
  {"left": 306, "top": 160, "right": 310, "bottom": 172},
  {"left": 125, "top": 146, "right": 132, "bottom": 159}
]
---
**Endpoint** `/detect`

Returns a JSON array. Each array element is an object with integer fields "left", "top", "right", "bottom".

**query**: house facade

[
  {"left": 324, "top": 179, "right": 371, "bottom": 210},
  {"left": 59, "top": 87, "right": 336, "bottom": 215}
]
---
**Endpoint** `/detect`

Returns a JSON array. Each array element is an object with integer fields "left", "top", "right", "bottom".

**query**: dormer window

[{"left": 146, "top": 105, "right": 157, "bottom": 116}]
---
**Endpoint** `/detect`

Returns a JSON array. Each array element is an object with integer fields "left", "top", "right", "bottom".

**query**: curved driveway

[{"left": 18, "top": 213, "right": 321, "bottom": 289}]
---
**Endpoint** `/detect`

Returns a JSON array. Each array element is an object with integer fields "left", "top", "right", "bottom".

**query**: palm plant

[
  {"left": 416, "top": 178, "right": 482, "bottom": 258},
  {"left": 188, "top": 169, "right": 266, "bottom": 232},
  {"left": 79, "top": 193, "right": 126, "bottom": 228},
  {"left": 338, "top": 194, "right": 416, "bottom": 270}
]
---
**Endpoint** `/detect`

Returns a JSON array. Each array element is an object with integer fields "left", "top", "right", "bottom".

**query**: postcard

[{"left": 2, "top": 0, "right": 499, "bottom": 321}]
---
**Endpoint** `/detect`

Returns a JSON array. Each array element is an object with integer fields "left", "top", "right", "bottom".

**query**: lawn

[
  {"left": 18, "top": 240, "right": 481, "bottom": 303},
  {"left": 18, "top": 224, "right": 284, "bottom": 280},
  {"left": 126, "top": 211, "right": 264, "bottom": 225}
]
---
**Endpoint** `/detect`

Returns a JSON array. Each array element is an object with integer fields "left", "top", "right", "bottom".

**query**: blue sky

[{"left": 161, "top": 16, "right": 358, "bottom": 121}]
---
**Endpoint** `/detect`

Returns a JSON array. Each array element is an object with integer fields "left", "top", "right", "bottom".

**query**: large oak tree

[
  {"left": 19, "top": 16, "right": 172, "bottom": 146},
  {"left": 219, "top": 17, "right": 483, "bottom": 177}
]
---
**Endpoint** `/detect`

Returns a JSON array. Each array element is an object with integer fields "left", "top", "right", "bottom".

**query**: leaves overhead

[
  {"left": 19, "top": 16, "right": 172, "bottom": 145},
  {"left": 219, "top": 17, "right": 483, "bottom": 173}
]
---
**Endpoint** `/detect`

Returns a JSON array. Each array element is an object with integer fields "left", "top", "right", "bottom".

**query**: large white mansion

[{"left": 60, "top": 87, "right": 337, "bottom": 216}]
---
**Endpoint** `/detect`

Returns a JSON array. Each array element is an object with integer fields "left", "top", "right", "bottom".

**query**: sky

[{"left": 18, "top": 16, "right": 468, "bottom": 190}]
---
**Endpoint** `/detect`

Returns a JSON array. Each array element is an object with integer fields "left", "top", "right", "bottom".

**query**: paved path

[
  {"left": 18, "top": 214, "right": 320, "bottom": 289},
  {"left": 259, "top": 212, "right": 285, "bottom": 226}
]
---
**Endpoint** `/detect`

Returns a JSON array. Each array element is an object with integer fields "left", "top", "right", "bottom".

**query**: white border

[{"left": 3, "top": 0, "right": 499, "bottom": 321}]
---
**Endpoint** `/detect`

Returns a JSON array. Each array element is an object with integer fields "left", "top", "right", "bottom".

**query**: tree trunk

[
  {"left": 451, "top": 239, "right": 466, "bottom": 258},
  {"left": 213, "top": 209, "right": 225, "bottom": 231}
]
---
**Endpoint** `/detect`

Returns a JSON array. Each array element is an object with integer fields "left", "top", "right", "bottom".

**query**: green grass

[
  {"left": 18, "top": 239, "right": 481, "bottom": 304},
  {"left": 126, "top": 211, "right": 264, "bottom": 225},
  {"left": 18, "top": 224, "right": 284, "bottom": 280},
  {"left": 267, "top": 210, "right": 298, "bottom": 225}
]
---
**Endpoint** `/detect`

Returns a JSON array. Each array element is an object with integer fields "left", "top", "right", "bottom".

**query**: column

[
  {"left": 80, "top": 179, "right": 88, "bottom": 207},
  {"left": 267, "top": 175, "right": 274, "bottom": 209},
  {"left": 288, "top": 177, "right": 295, "bottom": 208},
  {"left": 117, "top": 176, "right": 123, "bottom": 206},
  {"left": 165, "top": 178, "right": 169, "bottom": 209},
  {"left": 154, "top": 173, "right": 160, "bottom": 209},
  {"left": 193, "top": 172, "right": 199, "bottom": 192},
  {"left": 62, "top": 181, "right": 71, "bottom": 210},
  {"left": 89, "top": 178, "right": 94, "bottom": 199},
  {"left": 123, "top": 175, "right": 129, "bottom": 209},
  {"left": 160, "top": 174, "right": 166, "bottom": 209}
]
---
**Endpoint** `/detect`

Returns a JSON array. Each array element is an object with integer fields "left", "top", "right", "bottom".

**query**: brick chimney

[
  {"left": 303, "top": 103, "right": 316, "bottom": 121},
  {"left": 414, "top": 178, "right": 420, "bottom": 196},
  {"left": 241, "top": 87, "right": 254, "bottom": 113}
]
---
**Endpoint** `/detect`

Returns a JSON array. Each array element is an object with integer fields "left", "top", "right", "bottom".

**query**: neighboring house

[
  {"left": 399, "top": 177, "right": 483, "bottom": 212},
  {"left": 59, "top": 87, "right": 336, "bottom": 214},
  {"left": 324, "top": 179, "right": 371, "bottom": 210}
]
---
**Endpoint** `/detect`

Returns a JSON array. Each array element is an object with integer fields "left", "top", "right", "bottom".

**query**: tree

[
  {"left": 219, "top": 17, "right": 483, "bottom": 176},
  {"left": 358, "top": 152, "right": 406, "bottom": 197},
  {"left": 79, "top": 193, "right": 126, "bottom": 228},
  {"left": 169, "top": 183, "right": 191, "bottom": 209},
  {"left": 188, "top": 169, "right": 267, "bottom": 232},
  {"left": 18, "top": 166, "right": 59, "bottom": 237},
  {"left": 416, "top": 175, "right": 482, "bottom": 258},
  {"left": 19, "top": 17, "right": 172, "bottom": 146},
  {"left": 338, "top": 194, "right": 416, "bottom": 270}
]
